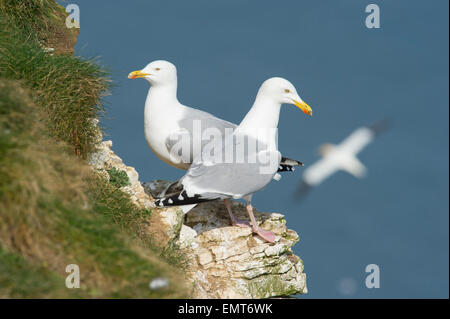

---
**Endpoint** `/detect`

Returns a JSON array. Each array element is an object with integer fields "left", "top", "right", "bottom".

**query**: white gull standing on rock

[{"left": 154, "top": 77, "right": 313, "bottom": 242}]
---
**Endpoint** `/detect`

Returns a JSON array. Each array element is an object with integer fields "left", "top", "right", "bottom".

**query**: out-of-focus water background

[{"left": 70, "top": 0, "right": 448, "bottom": 298}]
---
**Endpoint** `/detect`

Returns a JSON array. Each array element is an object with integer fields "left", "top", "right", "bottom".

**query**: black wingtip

[
  {"left": 369, "top": 118, "right": 392, "bottom": 136},
  {"left": 281, "top": 157, "right": 304, "bottom": 167},
  {"left": 277, "top": 164, "right": 294, "bottom": 172},
  {"left": 293, "top": 180, "right": 313, "bottom": 202},
  {"left": 278, "top": 157, "right": 305, "bottom": 172},
  {"left": 154, "top": 190, "right": 213, "bottom": 207}
]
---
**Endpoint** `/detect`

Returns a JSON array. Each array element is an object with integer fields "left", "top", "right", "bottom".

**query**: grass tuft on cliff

[
  {"left": 0, "top": 0, "right": 188, "bottom": 298},
  {"left": 0, "top": 7, "right": 108, "bottom": 158},
  {"left": 107, "top": 167, "right": 131, "bottom": 188}
]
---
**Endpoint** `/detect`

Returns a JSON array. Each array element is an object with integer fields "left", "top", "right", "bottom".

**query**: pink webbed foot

[
  {"left": 252, "top": 226, "right": 276, "bottom": 243},
  {"left": 231, "top": 217, "right": 251, "bottom": 228}
]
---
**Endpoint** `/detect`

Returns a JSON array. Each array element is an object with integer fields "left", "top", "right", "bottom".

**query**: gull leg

[
  {"left": 224, "top": 199, "right": 250, "bottom": 228},
  {"left": 245, "top": 198, "right": 276, "bottom": 243}
]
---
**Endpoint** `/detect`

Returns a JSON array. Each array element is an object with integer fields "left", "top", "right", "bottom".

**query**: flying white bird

[
  {"left": 128, "top": 60, "right": 310, "bottom": 182},
  {"left": 155, "top": 78, "right": 312, "bottom": 242},
  {"left": 298, "top": 120, "right": 389, "bottom": 197}
]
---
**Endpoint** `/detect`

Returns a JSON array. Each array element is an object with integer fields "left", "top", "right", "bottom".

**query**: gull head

[
  {"left": 319, "top": 143, "right": 335, "bottom": 156},
  {"left": 128, "top": 60, "right": 177, "bottom": 86},
  {"left": 259, "top": 77, "right": 312, "bottom": 116}
]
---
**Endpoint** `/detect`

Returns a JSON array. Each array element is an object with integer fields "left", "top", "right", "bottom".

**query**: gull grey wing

[
  {"left": 154, "top": 148, "right": 281, "bottom": 208},
  {"left": 187, "top": 130, "right": 280, "bottom": 197},
  {"left": 183, "top": 131, "right": 281, "bottom": 200},
  {"left": 183, "top": 160, "right": 278, "bottom": 199},
  {"left": 163, "top": 128, "right": 192, "bottom": 168},
  {"left": 164, "top": 107, "right": 236, "bottom": 164},
  {"left": 178, "top": 107, "right": 237, "bottom": 138},
  {"left": 167, "top": 106, "right": 301, "bottom": 173}
]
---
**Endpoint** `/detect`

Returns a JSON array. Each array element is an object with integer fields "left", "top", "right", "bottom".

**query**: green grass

[
  {"left": 0, "top": 0, "right": 79, "bottom": 54},
  {"left": 0, "top": 247, "right": 75, "bottom": 298},
  {"left": 107, "top": 168, "right": 131, "bottom": 188},
  {"left": 0, "top": 0, "right": 189, "bottom": 298},
  {"left": 0, "top": 79, "right": 188, "bottom": 298},
  {"left": 0, "top": 2, "right": 108, "bottom": 158},
  {"left": 1, "top": 0, "right": 62, "bottom": 42}
]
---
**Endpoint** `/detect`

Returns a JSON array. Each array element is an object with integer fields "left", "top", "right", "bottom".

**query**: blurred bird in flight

[{"left": 297, "top": 120, "right": 390, "bottom": 199}]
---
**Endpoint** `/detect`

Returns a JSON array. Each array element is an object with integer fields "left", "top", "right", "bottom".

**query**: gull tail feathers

[
  {"left": 152, "top": 181, "right": 199, "bottom": 212},
  {"left": 280, "top": 157, "right": 304, "bottom": 167},
  {"left": 278, "top": 157, "right": 304, "bottom": 172},
  {"left": 278, "top": 164, "right": 298, "bottom": 172},
  {"left": 154, "top": 190, "right": 216, "bottom": 207}
]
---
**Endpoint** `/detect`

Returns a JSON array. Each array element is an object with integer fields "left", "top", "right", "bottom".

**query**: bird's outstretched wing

[
  {"left": 340, "top": 119, "right": 391, "bottom": 155},
  {"left": 302, "top": 157, "right": 341, "bottom": 187},
  {"left": 296, "top": 120, "right": 389, "bottom": 199},
  {"left": 301, "top": 152, "right": 367, "bottom": 188},
  {"left": 340, "top": 156, "right": 367, "bottom": 178},
  {"left": 339, "top": 127, "right": 374, "bottom": 155}
]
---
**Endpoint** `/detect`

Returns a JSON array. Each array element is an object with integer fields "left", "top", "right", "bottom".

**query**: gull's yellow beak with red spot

[
  {"left": 128, "top": 70, "right": 151, "bottom": 79},
  {"left": 293, "top": 99, "right": 313, "bottom": 116}
]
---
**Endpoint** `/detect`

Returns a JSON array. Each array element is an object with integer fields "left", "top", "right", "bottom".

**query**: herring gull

[{"left": 154, "top": 78, "right": 312, "bottom": 242}]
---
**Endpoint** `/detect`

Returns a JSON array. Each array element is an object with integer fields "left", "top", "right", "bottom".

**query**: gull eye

[
  {"left": 155, "top": 67, "right": 161, "bottom": 71},
  {"left": 284, "top": 89, "right": 290, "bottom": 93}
]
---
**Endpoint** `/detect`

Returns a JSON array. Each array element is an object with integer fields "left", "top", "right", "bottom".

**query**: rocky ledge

[{"left": 90, "top": 140, "right": 307, "bottom": 298}]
